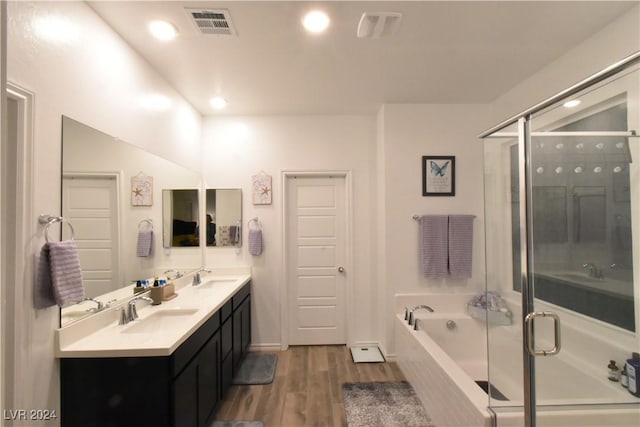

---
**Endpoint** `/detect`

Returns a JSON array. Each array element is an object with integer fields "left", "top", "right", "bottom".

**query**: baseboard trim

[{"left": 248, "top": 344, "right": 282, "bottom": 352}]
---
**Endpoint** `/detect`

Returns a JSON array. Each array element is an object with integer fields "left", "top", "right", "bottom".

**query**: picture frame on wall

[{"left": 422, "top": 156, "right": 455, "bottom": 196}]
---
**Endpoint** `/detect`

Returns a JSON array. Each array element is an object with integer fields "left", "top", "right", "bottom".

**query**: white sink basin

[{"left": 122, "top": 308, "right": 199, "bottom": 334}]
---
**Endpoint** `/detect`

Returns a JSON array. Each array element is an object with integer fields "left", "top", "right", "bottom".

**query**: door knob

[{"left": 338, "top": 266, "right": 344, "bottom": 273}]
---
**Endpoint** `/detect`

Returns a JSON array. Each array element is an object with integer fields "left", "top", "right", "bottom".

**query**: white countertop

[{"left": 56, "top": 270, "right": 251, "bottom": 358}]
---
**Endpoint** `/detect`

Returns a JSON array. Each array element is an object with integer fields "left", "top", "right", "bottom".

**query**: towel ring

[
  {"left": 248, "top": 217, "right": 261, "bottom": 229},
  {"left": 138, "top": 219, "right": 153, "bottom": 230},
  {"left": 38, "top": 214, "right": 75, "bottom": 243}
]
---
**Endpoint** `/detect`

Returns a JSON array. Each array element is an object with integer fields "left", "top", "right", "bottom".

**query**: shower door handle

[{"left": 524, "top": 311, "right": 561, "bottom": 356}]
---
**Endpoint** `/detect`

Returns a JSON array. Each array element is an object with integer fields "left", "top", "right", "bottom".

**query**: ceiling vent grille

[
  {"left": 357, "top": 12, "right": 402, "bottom": 39},
  {"left": 186, "top": 8, "right": 237, "bottom": 36}
]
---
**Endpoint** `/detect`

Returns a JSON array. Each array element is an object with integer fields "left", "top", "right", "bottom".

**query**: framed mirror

[
  {"left": 205, "top": 189, "right": 242, "bottom": 247},
  {"left": 61, "top": 116, "right": 202, "bottom": 326}
]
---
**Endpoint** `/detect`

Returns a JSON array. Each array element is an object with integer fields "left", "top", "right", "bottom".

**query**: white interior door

[
  {"left": 62, "top": 175, "right": 120, "bottom": 298},
  {"left": 287, "top": 175, "right": 347, "bottom": 345}
]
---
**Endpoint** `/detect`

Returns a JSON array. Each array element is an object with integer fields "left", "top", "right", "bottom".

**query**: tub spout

[{"left": 409, "top": 305, "right": 434, "bottom": 326}]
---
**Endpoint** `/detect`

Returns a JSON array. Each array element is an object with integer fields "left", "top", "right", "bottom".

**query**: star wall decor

[
  {"left": 252, "top": 172, "right": 272, "bottom": 205},
  {"left": 131, "top": 174, "right": 153, "bottom": 206}
]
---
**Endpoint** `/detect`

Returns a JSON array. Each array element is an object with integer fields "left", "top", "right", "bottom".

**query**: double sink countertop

[{"left": 55, "top": 268, "right": 251, "bottom": 358}]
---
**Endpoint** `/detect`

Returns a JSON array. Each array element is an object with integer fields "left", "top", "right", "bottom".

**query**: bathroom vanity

[{"left": 56, "top": 271, "right": 251, "bottom": 427}]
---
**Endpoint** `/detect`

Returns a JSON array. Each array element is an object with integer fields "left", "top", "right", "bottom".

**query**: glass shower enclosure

[{"left": 481, "top": 53, "right": 640, "bottom": 426}]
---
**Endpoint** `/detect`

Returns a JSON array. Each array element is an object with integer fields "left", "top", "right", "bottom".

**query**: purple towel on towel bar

[
  {"left": 49, "top": 240, "right": 85, "bottom": 306},
  {"left": 34, "top": 245, "right": 56, "bottom": 309},
  {"left": 136, "top": 229, "right": 153, "bottom": 257},
  {"left": 35, "top": 240, "right": 85, "bottom": 308},
  {"left": 420, "top": 215, "right": 449, "bottom": 278},
  {"left": 448, "top": 215, "right": 474, "bottom": 278},
  {"left": 248, "top": 229, "right": 263, "bottom": 256}
]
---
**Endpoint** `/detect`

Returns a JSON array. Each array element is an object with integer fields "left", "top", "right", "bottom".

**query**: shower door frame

[{"left": 480, "top": 50, "right": 640, "bottom": 427}]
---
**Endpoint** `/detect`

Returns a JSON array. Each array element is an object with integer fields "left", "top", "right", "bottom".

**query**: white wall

[
  {"left": 201, "top": 115, "right": 377, "bottom": 348},
  {"left": 377, "top": 104, "right": 490, "bottom": 354},
  {"left": 6, "top": 1, "right": 201, "bottom": 421}
]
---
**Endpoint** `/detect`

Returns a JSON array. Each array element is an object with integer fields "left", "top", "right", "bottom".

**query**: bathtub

[{"left": 395, "top": 312, "right": 640, "bottom": 427}]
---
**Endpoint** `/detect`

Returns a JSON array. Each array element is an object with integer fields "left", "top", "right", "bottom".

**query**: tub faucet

[
  {"left": 413, "top": 318, "right": 421, "bottom": 331},
  {"left": 408, "top": 305, "right": 434, "bottom": 326},
  {"left": 582, "top": 263, "right": 603, "bottom": 279}
]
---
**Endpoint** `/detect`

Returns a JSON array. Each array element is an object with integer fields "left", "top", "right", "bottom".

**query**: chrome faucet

[
  {"left": 192, "top": 268, "right": 212, "bottom": 286},
  {"left": 78, "top": 297, "right": 104, "bottom": 312},
  {"left": 582, "top": 263, "right": 603, "bottom": 279},
  {"left": 408, "top": 304, "right": 434, "bottom": 326},
  {"left": 164, "top": 269, "right": 183, "bottom": 279},
  {"left": 120, "top": 296, "right": 153, "bottom": 324}
]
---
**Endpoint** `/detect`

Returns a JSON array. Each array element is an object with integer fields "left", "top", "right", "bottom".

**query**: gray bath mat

[
  {"left": 342, "top": 381, "right": 435, "bottom": 427},
  {"left": 232, "top": 353, "right": 277, "bottom": 385},
  {"left": 210, "top": 422, "right": 263, "bottom": 427}
]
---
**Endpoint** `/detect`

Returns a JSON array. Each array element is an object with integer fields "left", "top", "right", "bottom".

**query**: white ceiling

[{"left": 88, "top": 1, "right": 637, "bottom": 116}]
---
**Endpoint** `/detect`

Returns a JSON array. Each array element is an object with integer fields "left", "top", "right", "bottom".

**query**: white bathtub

[{"left": 395, "top": 312, "right": 640, "bottom": 427}]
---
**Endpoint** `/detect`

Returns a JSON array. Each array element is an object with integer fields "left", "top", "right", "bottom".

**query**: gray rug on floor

[
  {"left": 232, "top": 353, "right": 277, "bottom": 385},
  {"left": 210, "top": 422, "right": 263, "bottom": 427},
  {"left": 342, "top": 381, "right": 435, "bottom": 427}
]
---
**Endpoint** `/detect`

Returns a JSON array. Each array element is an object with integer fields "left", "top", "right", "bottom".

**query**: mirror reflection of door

[
  {"left": 205, "top": 189, "right": 242, "bottom": 247},
  {"left": 62, "top": 174, "right": 120, "bottom": 297},
  {"left": 163, "top": 189, "right": 200, "bottom": 247}
]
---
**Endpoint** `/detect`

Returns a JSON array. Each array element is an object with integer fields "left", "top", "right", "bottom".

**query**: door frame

[
  {"left": 280, "top": 170, "right": 353, "bottom": 350},
  {"left": 2, "top": 82, "right": 34, "bottom": 419},
  {"left": 62, "top": 171, "right": 124, "bottom": 290}
]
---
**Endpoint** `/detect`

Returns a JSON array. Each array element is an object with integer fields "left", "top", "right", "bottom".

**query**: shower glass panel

[{"left": 483, "top": 64, "right": 640, "bottom": 426}]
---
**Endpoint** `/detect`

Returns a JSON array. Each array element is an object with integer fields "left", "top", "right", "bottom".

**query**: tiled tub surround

[
  {"left": 396, "top": 306, "right": 640, "bottom": 427},
  {"left": 56, "top": 266, "right": 251, "bottom": 357}
]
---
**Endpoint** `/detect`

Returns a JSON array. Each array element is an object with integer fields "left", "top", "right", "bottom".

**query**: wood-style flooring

[{"left": 214, "top": 345, "right": 406, "bottom": 427}]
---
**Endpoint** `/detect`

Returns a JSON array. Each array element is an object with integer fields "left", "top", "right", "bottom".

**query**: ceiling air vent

[
  {"left": 357, "top": 12, "right": 402, "bottom": 39},
  {"left": 186, "top": 8, "right": 237, "bottom": 36}
]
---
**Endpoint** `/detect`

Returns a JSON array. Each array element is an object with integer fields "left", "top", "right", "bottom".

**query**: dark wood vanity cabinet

[{"left": 60, "top": 282, "right": 251, "bottom": 427}]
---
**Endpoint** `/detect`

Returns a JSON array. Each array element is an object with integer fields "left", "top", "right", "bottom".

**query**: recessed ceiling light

[
  {"left": 303, "top": 10, "right": 330, "bottom": 33},
  {"left": 148, "top": 20, "right": 178, "bottom": 41},
  {"left": 563, "top": 99, "right": 581, "bottom": 108},
  {"left": 210, "top": 96, "right": 228, "bottom": 110}
]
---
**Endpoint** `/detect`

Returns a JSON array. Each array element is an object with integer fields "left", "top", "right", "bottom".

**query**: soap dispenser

[{"left": 627, "top": 352, "right": 640, "bottom": 397}]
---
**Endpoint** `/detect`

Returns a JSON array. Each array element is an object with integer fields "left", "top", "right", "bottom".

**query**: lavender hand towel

[
  {"left": 248, "top": 229, "right": 263, "bottom": 256},
  {"left": 34, "top": 244, "right": 56, "bottom": 309},
  {"left": 136, "top": 229, "right": 153, "bottom": 257},
  {"left": 48, "top": 240, "right": 85, "bottom": 306},
  {"left": 420, "top": 215, "right": 449, "bottom": 278},
  {"left": 448, "top": 215, "right": 474, "bottom": 278}
]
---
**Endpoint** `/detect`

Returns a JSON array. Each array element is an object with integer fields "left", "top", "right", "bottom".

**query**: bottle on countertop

[
  {"left": 627, "top": 352, "right": 640, "bottom": 397},
  {"left": 621, "top": 364, "right": 629, "bottom": 388},
  {"left": 608, "top": 360, "right": 620, "bottom": 382}
]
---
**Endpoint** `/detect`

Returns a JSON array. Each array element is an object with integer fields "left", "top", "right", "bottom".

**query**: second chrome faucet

[{"left": 119, "top": 296, "right": 153, "bottom": 325}]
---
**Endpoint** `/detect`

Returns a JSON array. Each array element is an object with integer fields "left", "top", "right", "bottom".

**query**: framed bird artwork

[{"left": 422, "top": 156, "right": 455, "bottom": 196}]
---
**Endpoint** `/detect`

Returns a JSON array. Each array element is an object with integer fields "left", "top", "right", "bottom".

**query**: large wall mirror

[
  {"left": 61, "top": 116, "right": 202, "bottom": 325},
  {"left": 205, "top": 189, "right": 242, "bottom": 247}
]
